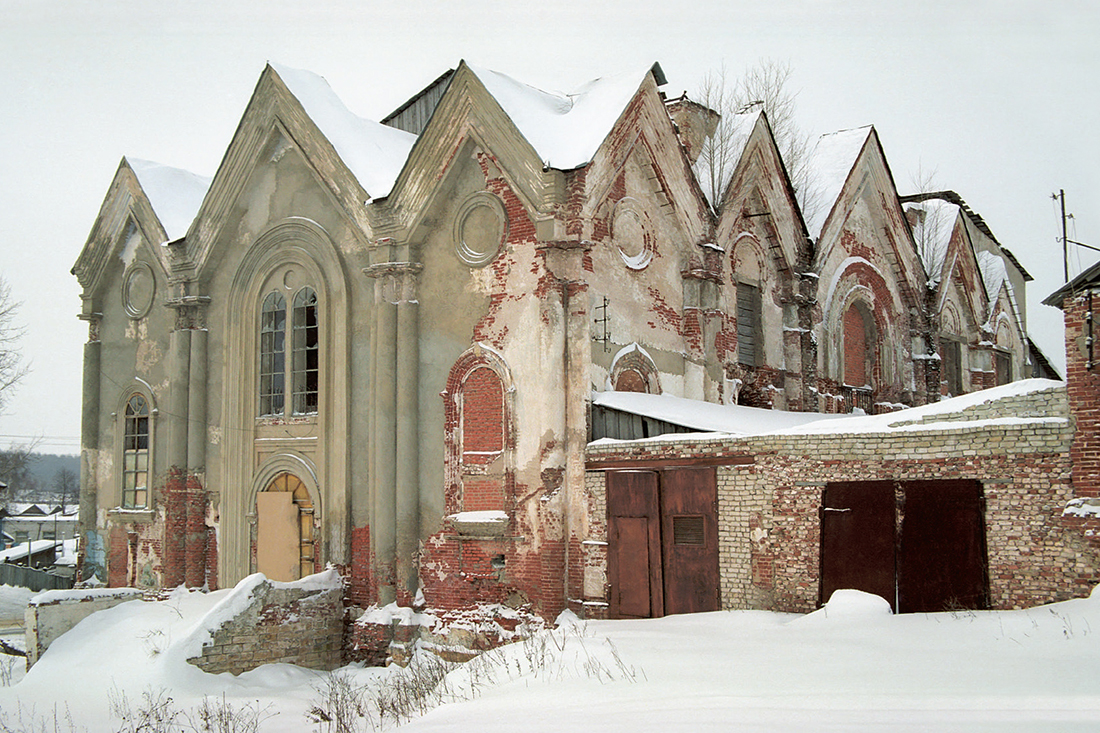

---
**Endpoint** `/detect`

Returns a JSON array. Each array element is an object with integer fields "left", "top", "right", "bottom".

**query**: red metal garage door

[
  {"left": 898, "top": 479, "right": 989, "bottom": 613},
  {"left": 820, "top": 479, "right": 989, "bottom": 613},
  {"left": 607, "top": 471, "right": 663, "bottom": 619},
  {"left": 660, "top": 467, "right": 719, "bottom": 615},
  {"left": 820, "top": 481, "right": 898, "bottom": 610}
]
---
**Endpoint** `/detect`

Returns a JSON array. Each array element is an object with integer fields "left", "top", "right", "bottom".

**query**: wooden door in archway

[{"left": 256, "top": 472, "right": 315, "bottom": 581}]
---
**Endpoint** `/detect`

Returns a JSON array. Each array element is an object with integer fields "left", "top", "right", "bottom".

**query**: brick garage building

[
  {"left": 585, "top": 380, "right": 1097, "bottom": 617},
  {"left": 70, "top": 58, "right": 1074, "bottom": 662}
]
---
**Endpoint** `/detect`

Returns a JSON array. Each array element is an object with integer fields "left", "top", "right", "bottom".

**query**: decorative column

[
  {"left": 185, "top": 297, "right": 210, "bottom": 588},
  {"left": 539, "top": 240, "right": 592, "bottom": 613},
  {"left": 365, "top": 239, "right": 422, "bottom": 605},
  {"left": 77, "top": 310, "right": 102, "bottom": 583}
]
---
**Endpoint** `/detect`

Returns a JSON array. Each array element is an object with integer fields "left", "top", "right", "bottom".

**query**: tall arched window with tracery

[
  {"left": 292, "top": 287, "right": 319, "bottom": 414},
  {"left": 259, "top": 286, "right": 319, "bottom": 417},
  {"left": 259, "top": 292, "right": 286, "bottom": 416},
  {"left": 122, "top": 393, "right": 150, "bottom": 509}
]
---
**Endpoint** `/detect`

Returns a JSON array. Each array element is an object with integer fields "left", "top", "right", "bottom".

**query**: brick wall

[
  {"left": 187, "top": 573, "right": 343, "bottom": 675},
  {"left": 585, "top": 383, "right": 1097, "bottom": 614},
  {"left": 1065, "top": 294, "right": 1100, "bottom": 497}
]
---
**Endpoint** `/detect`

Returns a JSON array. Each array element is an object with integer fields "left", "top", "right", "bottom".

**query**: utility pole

[
  {"left": 1054, "top": 189, "right": 1098, "bottom": 283},
  {"left": 1060, "top": 189, "right": 1068, "bottom": 283}
]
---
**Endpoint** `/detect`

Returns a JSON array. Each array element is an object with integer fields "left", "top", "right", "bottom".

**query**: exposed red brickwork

[
  {"left": 461, "top": 366, "right": 504, "bottom": 456},
  {"left": 184, "top": 474, "right": 207, "bottom": 588},
  {"left": 1065, "top": 294, "right": 1100, "bottom": 497},
  {"left": 341, "top": 525, "right": 375, "bottom": 609},
  {"left": 107, "top": 526, "right": 130, "bottom": 588},
  {"left": 843, "top": 303, "right": 868, "bottom": 387},
  {"left": 614, "top": 369, "right": 646, "bottom": 393},
  {"left": 163, "top": 468, "right": 186, "bottom": 587}
]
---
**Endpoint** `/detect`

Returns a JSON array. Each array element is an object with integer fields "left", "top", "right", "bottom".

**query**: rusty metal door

[
  {"left": 820, "top": 481, "right": 897, "bottom": 610},
  {"left": 898, "top": 479, "right": 988, "bottom": 613},
  {"left": 607, "top": 471, "right": 663, "bottom": 618},
  {"left": 660, "top": 467, "right": 719, "bottom": 615}
]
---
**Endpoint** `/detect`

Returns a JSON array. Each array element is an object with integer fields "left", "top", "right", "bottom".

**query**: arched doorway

[{"left": 256, "top": 472, "right": 315, "bottom": 581}]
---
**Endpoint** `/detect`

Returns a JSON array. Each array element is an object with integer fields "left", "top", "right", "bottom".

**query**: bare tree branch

[
  {"left": 0, "top": 275, "right": 28, "bottom": 415},
  {"left": 694, "top": 59, "right": 822, "bottom": 222}
]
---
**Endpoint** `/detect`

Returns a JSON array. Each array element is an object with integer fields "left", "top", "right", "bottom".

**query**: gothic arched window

[
  {"left": 122, "top": 394, "right": 150, "bottom": 509},
  {"left": 259, "top": 287, "right": 319, "bottom": 417}
]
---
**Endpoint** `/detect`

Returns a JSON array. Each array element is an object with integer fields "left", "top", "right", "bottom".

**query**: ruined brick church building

[{"left": 71, "top": 60, "right": 1095, "bottom": 641}]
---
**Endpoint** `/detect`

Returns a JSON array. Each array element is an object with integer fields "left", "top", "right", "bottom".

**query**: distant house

[
  {"left": 0, "top": 539, "right": 62, "bottom": 569},
  {"left": 0, "top": 504, "right": 78, "bottom": 544},
  {"left": 72, "top": 59, "right": 1073, "bottom": 638}
]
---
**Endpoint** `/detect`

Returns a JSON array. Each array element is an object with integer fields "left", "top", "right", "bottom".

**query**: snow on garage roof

[
  {"left": 468, "top": 63, "right": 663, "bottom": 171},
  {"left": 270, "top": 63, "right": 418, "bottom": 201},
  {"left": 591, "top": 390, "right": 847, "bottom": 436},
  {"left": 592, "top": 378, "right": 1064, "bottom": 443}
]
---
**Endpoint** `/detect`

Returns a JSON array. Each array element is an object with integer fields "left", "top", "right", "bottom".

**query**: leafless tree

[
  {"left": 0, "top": 275, "right": 28, "bottom": 415},
  {"left": 52, "top": 466, "right": 77, "bottom": 512},
  {"left": 694, "top": 59, "right": 821, "bottom": 221},
  {"left": 904, "top": 164, "right": 953, "bottom": 285}
]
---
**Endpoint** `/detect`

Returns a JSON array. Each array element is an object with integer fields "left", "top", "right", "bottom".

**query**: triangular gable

[
  {"left": 933, "top": 210, "right": 988, "bottom": 331},
  {"left": 383, "top": 62, "right": 664, "bottom": 244},
  {"left": 804, "top": 126, "right": 873, "bottom": 242},
  {"left": 72, "top": 157, "right": 201, "bottom": 296},
  {"left": 579, "top": 69, "right": 712, "bottom": 251},
  {"left": 978, "top": 250, "right": 1025, "bottom": 335},
  {"left": 904, "top": 198, "right": 959, "bottom": 286},
  {"left": 695, "top": 108, "right": 761, "bottom": 211},
  {"left": 809, "top": 127, "right": 926, "bottom": 310},
  {"left": 716, "top": 111, "right": 811, "bottom": 273},
  {"left": 468, "top": 63, "right": 662, "bottom": 171},
  {"left": 270, "top": 64, "right": 417, "bottom": 201},
  {"left": 183, "top": 64, "right": 417, "bottom": 275}
]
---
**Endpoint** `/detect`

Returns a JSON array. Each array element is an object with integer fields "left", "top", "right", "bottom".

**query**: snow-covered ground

[{"left": 1, "top": 582, "right": 1099, "bottom": 731}]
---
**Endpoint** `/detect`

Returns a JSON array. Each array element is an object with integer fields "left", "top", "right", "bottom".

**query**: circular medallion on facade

[
  {"left": 282, "top": 268, "right": 298, "bottom": 291},
  {"left": 453, "top": 191, "right": 508, "bottom": 268},
  {"left": 122, "top": 261, "right": 156, "bottom": 319},
  {"left": 612, "top": 198, "right": 653, "bottom": 269}
]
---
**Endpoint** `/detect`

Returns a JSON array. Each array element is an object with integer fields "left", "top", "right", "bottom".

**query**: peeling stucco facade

[{"left": 72, "top": 60, "right": 1043, "bottom": 632}]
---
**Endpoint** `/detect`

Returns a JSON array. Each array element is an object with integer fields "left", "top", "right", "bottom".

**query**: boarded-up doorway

[
  {"left": 256, "top": 472, "right": 315, "bottom": 582},
  {"left": 820, "top": 479, "right": 988, "bottom": 613},
  {"left": 607, "top": 467, "right": 718, "bottom": 618}
]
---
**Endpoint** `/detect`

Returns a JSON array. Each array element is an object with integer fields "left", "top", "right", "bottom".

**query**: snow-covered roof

[
  {"left": 591, "top": 391, "right": 848, "bottom": 436},
  {"left": 3, "top": 503, "right": 58, "bottom": 517},
  {"left": 0, "top": 539, "right": 59, "bottom": 562},
  {"left": 773, "top": 378, "right": 1062, "bottom": 436},
  {"left": 592, "top": 378, "right": 1063, "bottom": 443},
  {"left": 693, "top": 109, "right": 761, "bottom": 209},
  {"left": 469, "top": 63, "right": 657, "bottom": 171},
  {"left": 126, "top": 158, "right": 211, "bottom": 241},
  {"left": 903, "top": 198, "right": 959, "bottom": 285},
  {"left": 804, "top": 126, "right": 873, "bottom": 240},
  {"left": 270, "top": 64, "right": 418, "bottom": 201}
]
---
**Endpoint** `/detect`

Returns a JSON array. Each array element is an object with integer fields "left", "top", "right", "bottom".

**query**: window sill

[{"left": 107, "top": 507, "right": 155, "bottom": 523}]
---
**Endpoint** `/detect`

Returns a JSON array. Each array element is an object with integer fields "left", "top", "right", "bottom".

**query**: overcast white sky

[{"left": 0, "top": 0, "right": 1096, "bottom": 454}]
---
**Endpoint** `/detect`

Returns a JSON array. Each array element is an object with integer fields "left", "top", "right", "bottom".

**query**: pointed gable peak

[
  {"left": 124, "top": 157, "right": 211, "bottom": 242},
  {"left": 463, "top": 61, "right": 664, "bottom": 170},
  {"left": 805, "top": 125, "right": 875, "bottom": 240},
  {"left": 903, "top": 197, "right": 961, "bottom": 285},
  {"left": 266, "top": 63, "right": 417, "bottom": 200},
  {"left": 693, "top": 106, "right": 764, "bottom": 210}
]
